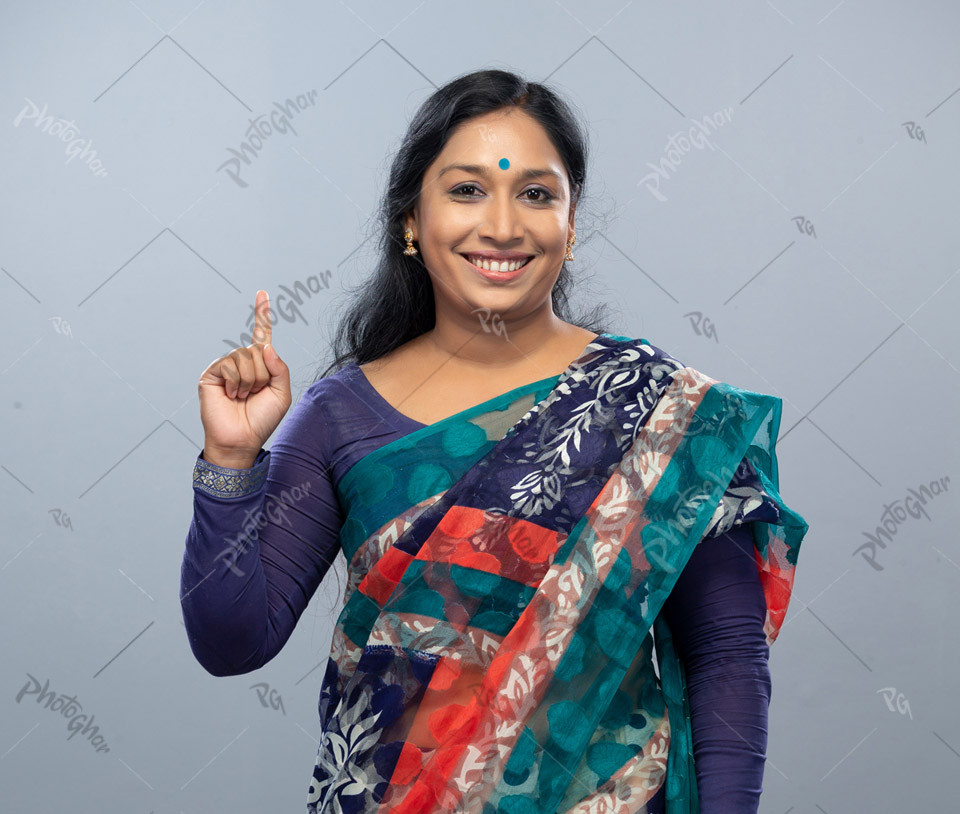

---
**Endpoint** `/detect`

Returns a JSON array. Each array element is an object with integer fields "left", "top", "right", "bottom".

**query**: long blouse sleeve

[
  {"left": 662, "top": 521, "right": 771, "bottom": 813},
  {"left": 180, "top": 380, "right": 344, "bottom": 677}
]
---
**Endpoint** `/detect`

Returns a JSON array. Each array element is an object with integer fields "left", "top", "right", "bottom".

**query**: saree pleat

[{"left": 306, "top": 334, "right": 808, "bottom": 814}]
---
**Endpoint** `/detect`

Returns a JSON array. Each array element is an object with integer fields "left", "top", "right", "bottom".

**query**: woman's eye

[
  {"left": 524, "top": 187, "right": 554, "bottom": 203},
  {"left": 451, "top": 184, "right": 554, "bottom": 203}
]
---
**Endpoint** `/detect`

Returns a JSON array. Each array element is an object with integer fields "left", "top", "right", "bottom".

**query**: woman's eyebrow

[{"left": 438, "top": 163, "right": 563, "bottom": 184}]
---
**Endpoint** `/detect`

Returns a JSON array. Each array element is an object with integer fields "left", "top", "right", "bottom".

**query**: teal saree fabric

[{"left": 306, "top": 333, "right": 808, "bottom": 813}]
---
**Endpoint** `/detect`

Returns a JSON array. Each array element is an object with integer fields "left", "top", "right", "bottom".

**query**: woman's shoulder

[
  {"left": 603, "top": 335, "right": 760, "bottom": 400},
  {"left": 305, "top": 361, "right": 369, "bottom": 410},
  {"left": 294, "top": 364, "right": 407, "bottom": 477}
]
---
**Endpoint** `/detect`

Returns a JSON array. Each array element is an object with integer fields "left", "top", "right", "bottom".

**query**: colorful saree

[{"left": 306, "top": 333, "right": 808, "bottom": 813}]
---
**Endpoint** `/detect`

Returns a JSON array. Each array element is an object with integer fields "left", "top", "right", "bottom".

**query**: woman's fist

[{"left": 197, "top": 290, "right": 291, "bottom": 467}]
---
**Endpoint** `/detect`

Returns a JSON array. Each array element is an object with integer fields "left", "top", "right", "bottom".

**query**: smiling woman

[
  {"left": 181, "top": 68, "right": 808, "bottom": 814},
  {"left": 313, "top": 69, "right": 613, "bottom": 384}
]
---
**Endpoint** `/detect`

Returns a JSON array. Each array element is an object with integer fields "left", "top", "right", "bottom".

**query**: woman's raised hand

[{"left": 197, "top": 290, "right": 292, "bottom": 468}]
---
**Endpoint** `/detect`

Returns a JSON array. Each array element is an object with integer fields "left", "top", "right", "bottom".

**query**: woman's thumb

[{"left": 263, "top": 344, "right": 288, "bottom": 383}]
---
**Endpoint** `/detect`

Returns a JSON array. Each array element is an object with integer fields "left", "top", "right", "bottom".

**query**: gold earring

[
  {"left": 403, "top": 228, "right": 418, "bottom": 256},
  {"left": 564, "top": 232, "right": 576, "bottom": 261}
]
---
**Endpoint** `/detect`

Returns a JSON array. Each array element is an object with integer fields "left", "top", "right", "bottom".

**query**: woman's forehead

[{"left": 429, "top": 121, "right": 566, "bottom": 181}]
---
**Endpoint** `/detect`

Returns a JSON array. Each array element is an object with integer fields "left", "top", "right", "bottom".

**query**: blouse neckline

[{"left": 347, "top": 332, "right": 612, "bottom": 430}]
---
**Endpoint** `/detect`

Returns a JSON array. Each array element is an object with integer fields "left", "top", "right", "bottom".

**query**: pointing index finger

[{"left": 253, "top": 289, "right": 272, "bottom": 347}]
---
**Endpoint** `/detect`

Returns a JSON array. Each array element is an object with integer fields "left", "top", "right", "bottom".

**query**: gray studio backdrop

[{"left": 2, "top": 1, "right": 958, "bottom": 811}]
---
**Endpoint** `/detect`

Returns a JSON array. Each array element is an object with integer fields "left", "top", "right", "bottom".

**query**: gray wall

[{"left": 2, "top": 1, "right": 957, "bottom": 811}]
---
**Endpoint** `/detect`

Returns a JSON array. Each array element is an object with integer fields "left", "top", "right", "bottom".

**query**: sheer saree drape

[{"left": 306, "top": 334, "right": 808, "bottom": 813}]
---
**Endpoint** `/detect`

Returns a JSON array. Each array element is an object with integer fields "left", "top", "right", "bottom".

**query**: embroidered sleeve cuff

[{"left": 192, "top": 448, "right": 270, "bottom": 499}]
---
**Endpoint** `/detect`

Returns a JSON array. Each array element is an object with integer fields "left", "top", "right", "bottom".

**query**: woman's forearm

[{"left": 663, "top": 521, "right": 771, "bottom": 812}]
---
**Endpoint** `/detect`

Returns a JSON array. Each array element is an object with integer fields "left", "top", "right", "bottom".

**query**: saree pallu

[{"left": 306, "top": 334, "right": 808, "bottom": 813}]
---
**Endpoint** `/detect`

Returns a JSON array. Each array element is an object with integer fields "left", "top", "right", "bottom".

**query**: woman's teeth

[{"left": 465, "top": 255, "right": 531, "bottom": 272}]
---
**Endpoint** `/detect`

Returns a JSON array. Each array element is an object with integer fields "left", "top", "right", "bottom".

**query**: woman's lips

[{"left": 460, "top": 254, "right": 533, "bottom": 282}]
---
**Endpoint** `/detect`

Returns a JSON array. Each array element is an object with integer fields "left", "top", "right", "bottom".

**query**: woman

[{"left": 182, "top": 69, "right": 808, "bottom": 813}]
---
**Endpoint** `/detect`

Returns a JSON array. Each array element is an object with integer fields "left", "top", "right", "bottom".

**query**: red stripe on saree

[{"left": 421, "top": 506, "right": 563, "bottom": 587}]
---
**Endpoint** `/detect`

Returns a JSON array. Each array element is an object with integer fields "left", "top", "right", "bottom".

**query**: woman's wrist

[{"left": 201, "top": 445, "right": 259, "bottom": 470}]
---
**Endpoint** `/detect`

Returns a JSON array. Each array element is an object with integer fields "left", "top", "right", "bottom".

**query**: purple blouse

[{"left": 180, "top": 362, "right": 770, "bottom": 812}]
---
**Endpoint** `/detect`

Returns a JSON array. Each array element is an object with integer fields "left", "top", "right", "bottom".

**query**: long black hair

[{"left": 315, "top": 68, "right": 615, "bottom": 382}]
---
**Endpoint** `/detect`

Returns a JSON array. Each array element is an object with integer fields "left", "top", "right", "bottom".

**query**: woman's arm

[
  {"left": 180, "top": 380, "right": 344, "bottom": 676},
  {"left": 662, "top": 522, "right": 771, "bottom": 813}
]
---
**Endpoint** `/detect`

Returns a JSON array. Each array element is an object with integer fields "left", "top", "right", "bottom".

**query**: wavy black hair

[{"left": 314, "top": 68, "right": 615, "bottom": 382}]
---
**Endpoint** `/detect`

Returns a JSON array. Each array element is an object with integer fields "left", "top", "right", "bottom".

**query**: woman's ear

[{"left": 402, "top": 209, "right": 418, "bottom": 238}]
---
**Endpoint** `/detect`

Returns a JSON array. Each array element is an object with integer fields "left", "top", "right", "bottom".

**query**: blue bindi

[{"left": 498, "top": 157, "right": 510, "bottom": 170}]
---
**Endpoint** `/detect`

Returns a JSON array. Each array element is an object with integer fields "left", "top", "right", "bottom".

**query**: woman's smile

[{"left": 459, "top": 251, "right": 535, "bottom": 282}]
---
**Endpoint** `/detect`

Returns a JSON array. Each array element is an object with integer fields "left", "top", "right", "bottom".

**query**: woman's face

[{"left": 403, "top": 108, "right": 576, "bottom": 326}]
